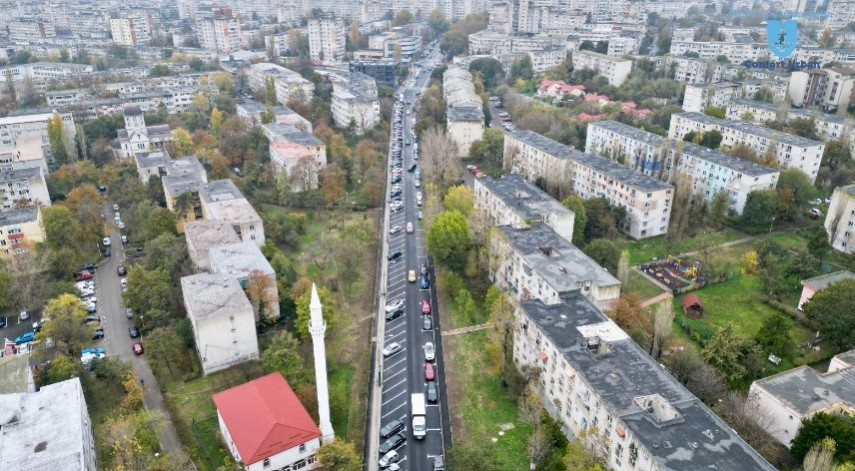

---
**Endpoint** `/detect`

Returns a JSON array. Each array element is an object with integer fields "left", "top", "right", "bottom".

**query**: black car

[
  {"left": 129, "top": 326, "right": 140, "bottom": 338},
  {"left": 386, "top": 308, "right": 405, "bottom": 321},
  {"left": 390, "top": 190, "right": 402, "bottom": 198},
  {"left": 408, "top": 164, "right": 418, "bottom": 173},
  {"left": 387, "top": 251, "right": 403, "bottom": 262},
  {"left": 93, "top": 327, "right": 105, "bottom": 340},
  {"left": 0, "top": 316, "right": 6, "bottom": 329},
  {"left": 427, "top": 381, "right": 438, "bottom": 403},
  {"left": 391, "top": 175, "right": 402, "bottom": 184},
  {"left": 378, "top": 432, "right": 406, "bottom": 455},
  {"left": 380, "top": 418, "right": 405, "bottom": 439},
  {"left": 422, "top": 315, "right": 432, "bottom": 330},
  {"left": 80, "top": 263, "right": 97, "bottom": 273}
]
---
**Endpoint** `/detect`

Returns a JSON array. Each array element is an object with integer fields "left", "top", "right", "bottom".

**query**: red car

[
  {"left": 421, "top": 299, "right": 431, "bottom": 314},
  {"left": 424, "top": 363, "right": 436, "bottom": 381},
  {"left": 74, "top": 271, "right": 93, "bottom": 281},
  {"left": 117, "top": 265, "right": 127, "bottom": 276},
  {"left": 132, "top": 342, "right": 144, "bottom": 355}
]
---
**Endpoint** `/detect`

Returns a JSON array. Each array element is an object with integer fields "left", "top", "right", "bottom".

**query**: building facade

[
  {"left": 571, "top": 50, "right": 632, "bottom": 86},
  {"left": 308, "top": 16, "right": 346, "bottom": 65},
  {"left": 248, "top": 63, "right": 315, "bottom": 105},
  {"left": 825, "top": 184, "right": 855, "bottom": 254},
  {"left": 0, "top": 207, "right": 44, "bottom": 259}
]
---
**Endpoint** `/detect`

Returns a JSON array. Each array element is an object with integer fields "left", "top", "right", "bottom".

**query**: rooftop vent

[
  {"left": 34, "top": 441, "right": 47, "bottom": 453},
  {"left": 634, "top": 394, "right": 683, "bottom": 424},
  {"left": 702, "top": 429, "right": 715, "bottom": 440},
  {"left": 662, "top": 441, "right": 672, "bottom": 449},
  {"left": 537, "top": 246, "right": 556, "bottom": 257}
]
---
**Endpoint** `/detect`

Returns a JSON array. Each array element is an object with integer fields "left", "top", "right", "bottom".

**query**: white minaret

[{"left": 309, "top": 282, "right": 335, "bottom": 443}]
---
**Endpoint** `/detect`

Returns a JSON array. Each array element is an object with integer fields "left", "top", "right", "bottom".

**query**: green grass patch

[
  {"left": 328, "top": 363, "right": 353, "bottom": 440},
  {"left": 625, "top": 228, "right": 746, "bottom": 265},
  {"left": 625, "top": 270, "right": 664, "bottom": 300},
  {"left": 81, "top": 370, "right": 130, "bottom": 469}
]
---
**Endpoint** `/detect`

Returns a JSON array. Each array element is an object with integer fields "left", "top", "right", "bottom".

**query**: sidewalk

[{"left": 133, "top": 360, "right": 185, "bottom": 456}]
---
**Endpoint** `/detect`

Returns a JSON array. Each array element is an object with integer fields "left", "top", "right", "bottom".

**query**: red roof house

[
  {"left": 681, "top": 293, "right": 704, "bottom": 318},
  {"left": 577, "top": 113, "right": 601, "bottom": 122},
  {"left": 536, "top": 80, "right": 586, "bottom": 98},
  {"left": 213, "top": 372, "right": 322, "bottom": 469}
]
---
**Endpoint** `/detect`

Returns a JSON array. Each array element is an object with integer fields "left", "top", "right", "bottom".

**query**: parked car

[
  {"left": 387, "top": 251, "right": 403, "bottom": 262},
  {"left": 83, "top": 316, "right": 100, "bottom": 325},
  {"left": 406, "top": 222, "right": 414, "bottom": 233},
  {"left": 0, "top": 317, "right": 5, "bottom": 329},
  {"left": 407, "top": 164, "right": 418, "bottom": 173},
  {"left": 420, "top": 263, "right": 429, "bottom": 275},
  {"left": 389, "top": 225, "right": 402, "bottom": 235},
  {"left": 380, "top": 418, "right": 405, "bottom": 439},
  {"left": 129, "top": 326, "right": 140, "bottom": 338},
  {"left": 112, "top": 203, "right": 119, "bottom": 211},
  {"left": 117, "top": 265, "right": 127, "bottom": 276},
  {"left": 132, "top": 342, "right": 144, "bottom": 355},
  {"left": 75, "top": 271, "right": 93, "bottom": 281},
  {"left": 382, "top": 342, "right": 403, "bottom": 357},
  {"left": 117, "top": 221, "right": 125, "bottom": 230},
  {"left": 809, "top": 208, "right": 823, "bottom": 219},
  {"left": 427, "top": 381, "right": 438, "bottom": 403},
  {"left": 379, "top": 433, "right": 406, "bottom": 455},
  {"left": 15, "top": 331, "right": 35, "bottom": 344},
  {"left": 19, "top": 310, "right": 29, "bottom": 321},
  {"left": 422, "top": 315, "right": 432, "bottom": 330},
  {"left": 424, "top": 342, "right": 436, "bottom": 362},
  {"left": 385, "top": 308, "right": 405, "bottom": 321},
  {"left": 379, "top": 450, "right": 400, "bottom": 468},
  {"left": 121, "top": 235, "right": 128, "bottom": 244},
  {"left": 434, "top": 455, "right": 445, "bottom": 470},
  {"left": 421, "top": 299, "right": 431, "bottom": 314},
  {"left": 126, "top": 308, "right": 133, "bottom": 319},
  {"left": 408, "top": 270, "right": 417, "bottom": 282},
  {"left": 93, "top": 327, "right": 105, "bottom": 340},
  {"left": 420, "top": 274, "right": 430, "bottom": 289},
  {"left": 385, "top": 299, "right": 404, "bottom": 313},
  {"left": 424, "top": 363, "right": 436, "bottom": 381}
]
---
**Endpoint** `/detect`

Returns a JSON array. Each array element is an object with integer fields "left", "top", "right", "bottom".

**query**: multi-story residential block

[
  {"left": 789, "top": 68, "right": 855, "bottom": 111},
  {"left": 385, "top": 36, "right": 422, "bottom": 62},
  {"left": 669, "top": 56, "right": 714, "bottom": 85},
  {"left": 349, "top": 59, "right": 399, "bottom": 87},
  {"left": 184, "top": 219, "right": 242, "bottom": 271},
  {"left": 0, "top": 206, "right": 45, "bottom": 259},
  {"left": 0, "top": 166, "right": 50, "bottom": 210},
  {"left": 236, "top": 98, "right": 312, "bottom": 131},
  {"left": 682, "top": 82, "right": 740, "bottom": 113},
  {"left": 514, "top": 293, "right": 777, "bottom": 471},
  {"left": 669, "top": 112, "right": 825, "bottom": 182},
  {"left": 585, "top": 120, "right": 780, "bottom": 214},
  {"left": 825, "top": 0, "right": 855, "bottom": 31},
  {"left": 212, "top": 372, "right": 321, "bottom": 471},
  {"left": 0, "top": 110, "right": 76, "bottom": 168},
  {"left": 308, "top": 15, "right": 346, "bottom": 65},
  {"left": 825, "top": 184, "right": 855, "bottom": 254},
  {"left": 7, "top": 19, "right": 55, "bottom": 42},
  {"left": 160, "top": 156, "right": 209, "bottom": 217},
  {"left": 0, "top": 62, "right": 94, "bottom": 89},
  {"left": 109, "top": 15, "right": 152, "bottom": 46},
  {"left": 199, "top": 179, "right": 265, "bottom": 247},
  {"left": 443, "top": 67, "right": 483, "bottom": 109},
  {"left": 117, "top": 105, "right": 172, "bottom": 159},
  {"left": 447, "top": 106, "right": 485, "bottom": 158},
  {"left": 571, "top": 50, "right": 633, "bottom": 86},
  {"left": 489, "top": 222, "right": 621, "bottom": 309},
  {"left": 749, "top": 349, "right": 855, "bottom": 447},
  {"left": 0, "top": 135, "right": 50, "bottom": 173},
  {"left": 474, "top": 174, "right": 576, "bottom": 244},
  {"left": 181, "top": 272, "right": 260, "bottom": 374},
  {"left": 0, "top": 377, "right": 97, "bottom": 469},
  {"left": 669, "top": 40, "right": 767, "bottom": 64},
  {"left": 196, "top": 10, "right": 242, "bottom": 54},
  {"left": 265, "top": 123, "right": 327, "bottom": 191},
  {"left": 248, "top": 63, "right": 315, "bottom": 105},
  {"left": 504, "top": 130, "right": 574, "bottom": 196},
  {"left": 209, "top": 240, "right": 280, "bottom": 321},
  {"left": 330, "top": 71, "right": 380, "bottom": 134}
]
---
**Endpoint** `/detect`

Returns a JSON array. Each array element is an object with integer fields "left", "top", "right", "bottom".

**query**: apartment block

[
  {"left": 682, "top": 82, "right": 740, "bottom": 113},
  {"left": 248, "top": 63, "right": 315, "bottom": 105},
  {"left": 514, "top": 293, "right": 777, "bottom": 471},
  {"left": 447, "top": 106, "right": 485, "bottom": 158},
  {"left": 669, "top": 40, "right": 767, "bottom": 64},
  {"left": 670, "top": 56, "right": 714, "bottom": 85},
  {"left": 330, "top": 71, "right": 380, "bottom": 134},
  {"left": 488, "top": 222, "right": 621, "bottom": 309},
  {"left": 160, "top": 156, "right": 208, "bottom": 215},
  {"left": 571, "top": 50, "right": 632, "bottom": 86},
  {"left": 0, "top": 166, "right": 50, "bottom": 210},
  {"left": 110, "top": 15, "right": 151, "bottom": 46},
  {"left": 0, "top": 135, "right": 49, "bottom": 173},
  {"left": 474, "top": 174, "right": 575, "bottom": 244},
  {"left": 181, "top": 272, "right": 260, "bottom": 375},
  {"left": 236, "top": 98, "right": 312, "bottom": 132},
  {"left": 264, "top": 123, "right": 327, "bottom": 191},
  {"left": 586, "top": 120, "right": 780, "bottom": 214},
  {"left": 0, "top": 207, "right": 45, "bottom": 259},
  {"left": 209, "top": 240, "right": 280, "bottom": 321},
  {"left": 196, "top": 11, "right": 242, "bottom": 54},
  {"left": 749, "top": 349, "right": 855, "bottom": 447},
  {"left": 443, "top": 67, "right": 483, "bottom": 109},
  {"left": 825, "top": 184, "right": 855, "bottom": 254},
  {"left": 7, "top": 19, "right": 55, "bottom": 42},
  {"left": 669, "top": 112, "right": 825, "bottom": 182},
  {"left": 199, "top": 179, "right": 265, "bottom": 247},
  {"left": 504, "top": 130, "right": 574, "bottom": 195},
  {"left": 789, "top": 68, "right": 855, "bottom": 111},
  {"left": 0, "top": 111, "right": 76, "bottom": 166},
  {"left": 308, "top": 16, "right": 346, "bottom": 65},
  {"left": 825, "top": 0, "right": 855, "bottom": 30}
]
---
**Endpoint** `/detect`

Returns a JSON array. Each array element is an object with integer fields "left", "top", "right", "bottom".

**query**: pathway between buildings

[{"left": 442, "top": 323, "right": 493, "bottom": 337}]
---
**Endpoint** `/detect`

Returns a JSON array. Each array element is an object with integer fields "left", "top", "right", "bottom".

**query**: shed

[{"left": 681, "top": 293, "right": 704, "bottom": 318}]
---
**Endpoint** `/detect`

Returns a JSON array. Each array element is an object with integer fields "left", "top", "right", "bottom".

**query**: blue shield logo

[{"left": 768, "top": 20, "right": 798, "bottom": 58}]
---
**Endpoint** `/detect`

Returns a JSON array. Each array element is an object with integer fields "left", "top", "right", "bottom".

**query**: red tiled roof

[
  {"left": 578, "top": 113, "right": 601, "bottom": 122},
  {"left": 584, "top": 93, "right": 610, "bottom": 102},
  {"left": 213, "top": 372, "right": 321, "bottom": 465},
  {"left": 681, "top": 293, "right": 703, "bottom": 309}
]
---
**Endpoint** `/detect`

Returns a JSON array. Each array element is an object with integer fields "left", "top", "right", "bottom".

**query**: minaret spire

[{"left": 309, "top": 282, "right": 335, "bottom": 443}]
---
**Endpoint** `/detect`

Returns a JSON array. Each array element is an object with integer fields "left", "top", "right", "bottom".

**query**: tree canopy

[
  {"left": 803, "top": 278, "right": 855, "bottom": 350},
  {"left": 427, "top": 210, "right": 471, "bottom": 271}
]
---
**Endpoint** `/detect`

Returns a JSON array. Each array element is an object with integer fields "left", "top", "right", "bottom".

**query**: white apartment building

[
  {"left": 571, "top": 50, "right": 632, "bottom": 86},
  {"left": 0, "top": 62, "right": 94, "bottom": 87},
  {"left": 443, "top": 67, "right": 482, "bottom": 109},
  {"left": 825, "top": 184, "right": 855, "bottom": 254},
  {"left": 209, "top": 240, "right": 280, "bottom": 321},
  {"left": 749, "top": 349, "right": 855, "bottom": 447},
  {"left": 265, "top": 123, "right": 327, "bottom": 191},
  {"left": 669, "top": 56, "right": 714, "bottom": 85},
  {"left": 181, "top": 272, "right": 259, "bottom": 375},
  {"left": 669, "top": 40, "right": 768, "bottom": 64},
  {"left": 514, "top": 294, "right": 778, "bottom": 471},
  {"left": 248, "top": 63, "right": 315, "bottom": 105},
  {"left": 669, "top": 112, "right": 825, "bottom": 182},
  {"left": 183, "top": 219, "right": 242, "bottom": 271},
  {"left": 504, "top": 130, "right": 574, "bottom": 196},
  {"left": 0, "top": 166, "right": 50, "bottom": 210},
  {"left": 682, "top": 82, "right": 741, "bottom": 113},
  {"left": 474, "top": 174, "right": 576, "bottom": 243},
  {"left": 0, "top": 111, "right": 76, "bottom": 159},
  {"left": 0, "top": 206, "right": 45, "bottom": 259},
  {"left": 308, "top": 16, "right": 346, "bottom": 65},
  {"left": 825, "top": 0, "right": 855, "bottom": 30},
  {"left": 0, "top": 134, "right": 49, "bottom": 173},
  {"left": 196, "top": 13, "right": 242, "bottom": 53},
  {"left": 7, "top": 19, "right": 55, "bottom": 42},
  {"left": 489, "top": 222, "right": 621, "bottom": 310},
  {"left": 586, "top": 120, "right": 780, "bottom": 214},
  {"left": 110, "top": 15, "right": 151, "bottom": 46},
  {"left": 447, "top": 106, "right": 485, "bottom": 158},
  {"left": 199, "top": 179, "right": 266, "bottom": 248},
  {"left": 789, "top": 68, "right": 855, "bottom": 111},
  {"left": 330, "top": 71, "right": 380, "bottom": 134}
]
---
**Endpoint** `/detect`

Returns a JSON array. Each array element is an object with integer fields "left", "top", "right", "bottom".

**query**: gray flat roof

[
  {"left": 183, "top": 219, "right": 242, "bottom": 255},
  {"left": 570, "top": 149, "right": 673, "bottom": 192},
  {"left": 181, "top": 272, "right": 252, "bottom": 322},
  {"left": 680, "top": 141, "right": 780, "bottom": 176},
  {"left": 753, "top": 364, "right": 855, "bottom": 416},
  {"left": 838, "top": 184, "right": 855, "bottom": 197},
  {"left": 209, "top": 240, "right": 275, "bottom": 279},
  {"left": 0, "top": 207, "right": 39, "bottom": 226},
  {"left": 676, "top": 112, "right": 825, "bottom": 148},
  {"left": 0, "top": 166, "right": 40, "bottom": 182},
  {"left": 509, "top": 130, "right": 575, "bottom": 160},
  {"left": 133, "top": 150, "right": 171, "bottom": 169},
  {"left": 478, "top": 174, "right": 574, "bottom": 222},
  {"left": 802, "top": 270, "right": 855, "bottom": 290},
  {"left": 0, "top": 355, "right": 31, "bottom": 394},
  {"left": 448, "top": 105, "right": 484, "bottom": 121},
  {"left": 522, "top": 294, "right": 777, "bottom": 471},
  {"left": 498, "top": 222, "right": 620, "bottom": 293},
  {"left": 200, "top": 179, "right": 243, "bottom": 203}
]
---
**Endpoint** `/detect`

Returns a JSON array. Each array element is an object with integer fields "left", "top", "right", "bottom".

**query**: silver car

[
  {"left": 424, "top": 342, "right": 435, "bottom": 362},
  {"left": 382, "top": 342, "right": 403, "bottom": 357}
]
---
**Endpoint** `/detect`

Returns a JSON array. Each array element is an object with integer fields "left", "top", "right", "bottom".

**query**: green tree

[
  {"left": 776, "top": 168, "right": 817, "bottom": 219},
  {"left": 427, "top": 210, "right": 471, "bottom": 272},
  {"left": 703, "top": 106, "right": 726, "bottom": 119},
  {"left": 47, "top": 113, "right": 71, "bottom": 165},
  {"left": 807, "top": 225, "right": 831, "bottom": 265},
  {"left": 703, "top": 324, "right": 749, "bottom": 382},
  {"left": 391, "top": 9, "right": 414, "bottom": 26},
  {"left": 429, "top": 10, "right": 450, "bottom": 34},
  {"left": 38, "top": 294, "right": 92, "bottom": 357},
  {"left": 149, "top": 64, "right": 172, "bottom": 77},
  {"left": 144, "top": 207, "right": 177, "bottom": 240},
  {"left": 803, "top": 278, "right": 855, "bottom": 350},
  {"left": 708, "top": 190, "right": 730, "bottom": 227},
  {"left": 467, "top": 128, "right": 504, "bottom": 169},
  {"left": 294, "top": 285, "right": 334, "bottom": 340},
  {"left": 261, "top": 330, "right": 307, "bottom": 386},
  {"left": 123, "top": 267, "right": 179, "bottom": 327},
  {"left": 468, "top": 57, "right": 505, "bottom": 90},
  {"left": 754, "top": 314, "right": 796, "bottom": 360},
  {"left": 210, "top": 106, "right": 224, "bottom": 136},
  {"left": 510, "top": 55, "right": 534, "bottom": 82},
  {"left": 698, "top": 130, "right": 723, "bottom": 149},
  {"left": 582, "top": 198, "right": 622, "bottom": 242},
  {"left": 264, "top": 75, "right": 277, "bottom": 106},
  {"left": 740, "top": 190, "right": 778, "bottom": 233},
  {"left": 564, "top": 439, "right": 608, "bottom": 471},
  {"left": 315, "top": 439, "right": 363, "bottom": 471},
  {"left": 792, "top": 413, "right": 855, "bottom": 464},
  {"left": 39, "top": 354, "right": 78, "bottom": 385},
  {"left": 583, "top": 238, "right": 620, "bottom": 272},
  {"left": 42, "top": 205, "right": 83, "bottom": 251},
  {"left": 443, "top": 185, "right": 475, "bottom": 216},
  {"left": 562, "top": 195, "right": 587, "bottom": 245},
  {"left": 145, "top": 327, "right": 190, "bottom": 380}
]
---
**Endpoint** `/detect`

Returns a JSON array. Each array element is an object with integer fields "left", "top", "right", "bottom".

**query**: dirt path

[{"left": 641, "top": 292, "right": 673, "bottom": 308}]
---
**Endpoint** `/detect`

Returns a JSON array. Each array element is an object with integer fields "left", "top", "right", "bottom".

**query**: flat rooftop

[
  {"left": 183, "top": 219, "right": 242, "bottom": 256},
  {"left": 675, "top": 112, "right": 825, "bottom": 148},
  {"left": 570, "top": 149, "right": 674, "bottom": 192},
  {"left": 753, "top": 363, "right": 855, "bottom": 416},
  {"left": 181, "top": 272, "right": 252, "bottom": 322},
  {"left": 209, "top": 241, "right": 275, "bottom": 279},
  {"left": 522, "top": 294, "right": 777, "bottom": 470},
  {"left": 509, "top": 130, "right": 576, "bottom": 160},
  {"left": 0, "top": 166, "right": 41, "bottom": 182},
  {"left": 0, "top": 355, "right": 32, "bottom": 394},
  {"left": 802, "top": 270, "right": 855, "bottom": 290},
  {"left": 448, "top": 105, "right": 484, "bottom": 122},
  {"left": 477, "top": 174, "right": 574, "bottom": 222},
  {"left": 498, "top": 222, "right": 620, "bottom": 293},
  {"left": 0, "top": 207, "right": 39, "bottom": 226},
  {"left": 133, "top": 149, "right": 171, "bottom": 169}
]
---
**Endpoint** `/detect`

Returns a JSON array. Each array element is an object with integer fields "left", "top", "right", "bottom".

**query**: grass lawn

[
  {"left": 625, "top": 270, "right": 664, "bottom": 300},
  {"left": 625, "top": 228, "right": 746, "bottom": 265},
  {"left": 81, "top": 371, "right": 130, "bottom": 469}
]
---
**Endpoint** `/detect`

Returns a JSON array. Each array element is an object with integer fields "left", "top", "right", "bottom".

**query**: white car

[
  {"left": 406, "top": 222, "right": 414, "bottom": 233},
  {"left": 121, "top": 278, "right": 127, "bottom": 289},
  {"left": 379, "top": 450, "right": 400, "bottom": 468},
  {"left": 385, "top": 299, "right": 404, "bottom": 313},
  {"left": 102, "top": 237, "right": 111, "bottom": 246},
  {"left": 424, "top": 342, "right": 435, "bottom": 362},
  {"left": 117, "top": 221, "right": 125, "bottom": 230},
  {"left": 389, "top": 225, "right": 402, "bottom": 235},
  {"left": 382, "top": 342, "right": 403, "bottom": 357},
  {"left": 112, "top": 203, "right": 119, "bottom": 211}
]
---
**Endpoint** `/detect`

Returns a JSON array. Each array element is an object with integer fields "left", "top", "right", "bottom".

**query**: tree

[
  {"left": 427, "top": 210, "right": 471, "bottom": 272},
  {"left": 443, "top": 185, "right": 475, "bottom": 216},
  {"left": 562, "top": 195, "right": 587, "bottom": 245},
  {"left": 582, "top": 198, "right": 621, "bottom": 242},
  {"left": 704, "top": 106, "right": 726, "bottom": 119},
  {"left": 149, "top": 64, "right": 172, "bottom": 77},
  {"left": 315, "top": 439, "right": 362, "bottom": 471},
  {"left": 606, "top": 292, "right": 650, "bottom": 338},
  {"left": 651, "top": 302, "right": 674, "bottom": 359},
  {"left": 264, "top": 75, "right": 277, "bottom": 106},
  {"left": 617, "top": 249, "right": 630, "bottom": 285},
  {"left": 245, "top": 269, "right": 277, "bottom": 320},
  {"left": 583, "top": 238, "right": 620, "bottom": 272},
  {"left": 261, "top": 330, "right": 308, "bottom": 386},
  {"left": 467, "top": 128, "right": 504, "bottom": 169},
  {"left": 429, "top": 10, "right": 450, "bottom": 34},
  {"left": 420, "top": 127, "right": 460, "bottom": 190},
  {"left": 803, "top": 278, "right": 855, "bottom": 350},
  {"left": 777, "top": 168, "right": 817, "bottom": 220},
  {"left": 38, "top": 294, "right": 92, "bottom": 357},
  {"left": 144, "top": 207, "right": 177, "bottom": 240},
  {"left": 703, "top": 324, "right": 749, "bottom": 381},
  {"left": 145, "top": 327, "right": 189, "bottom": 380},
  {"left": 294, "top": 285, "right": 334, "bottom": 340},
  {"left": 39, "top": 354, "right": 78, "bottom": 385},
  {"left": 469, "top": 57, "right": 505, "bottom": 90},
  {"left": 740, "top": 190, "right": 779, "bottom": 233},
  {"left": 754, "top": 314, "right": 796, "bottom": 360},
  {"left": 804, "top": 438, "right": 838, "bottom": 471},
  {"left": 698, "top": 130, "right": 723, "bottom": 149},
  {"left": 319, "top": 164, "right": 346, "bottom": 203},
  {"left": 510, "top": 55, "right": 534, "bottom": 83},
  {"left": 47, "top": 113, "right": 71, "bottom": 165},
  {"left": 807, "top": 225, "right": 831, "bottom": 265},
  {"left": 391, "top": 9, "right": 414, "bottom": 26},
  {"left": 210, "top": 106, "right": 224, "bottom": 136},
  {"left": 564, "top": 438, "right": 608, "bottom": 471},
  {"left": 792, "top": 413, "right": 855, "bottom": 464}
]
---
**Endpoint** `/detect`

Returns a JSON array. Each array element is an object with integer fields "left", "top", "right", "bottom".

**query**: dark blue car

[{"left": 420, "top": 274, "right": 430, "bottom": 289}]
